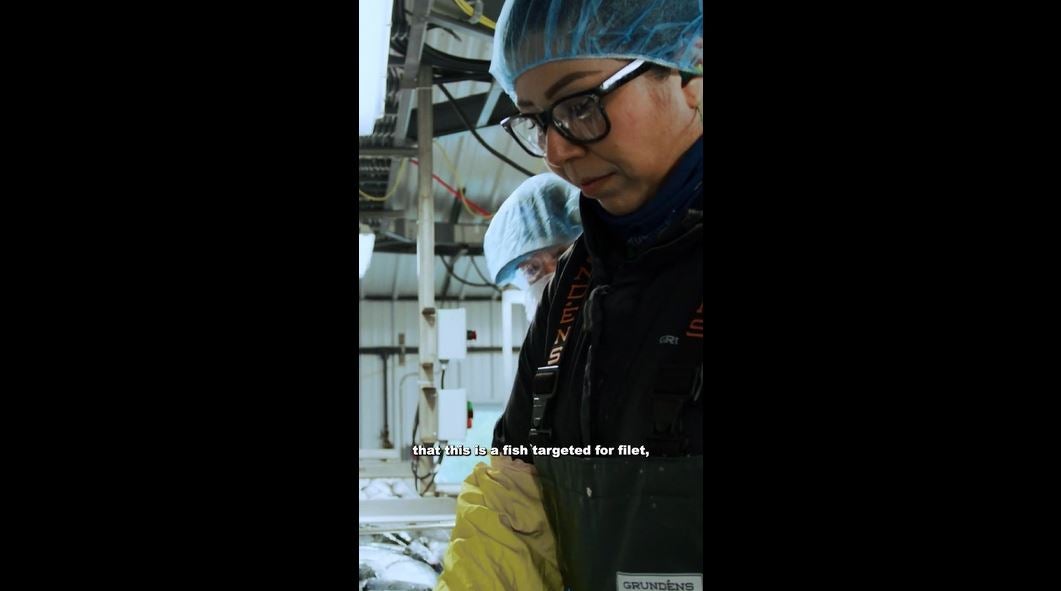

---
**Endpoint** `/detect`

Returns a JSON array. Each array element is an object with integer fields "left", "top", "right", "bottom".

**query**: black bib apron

[
  {"left": 530, "top": 242, "right": 703, "bottom": 591},
  {"left": 536, "top": 454, "right": 703, "bottom": 591}
]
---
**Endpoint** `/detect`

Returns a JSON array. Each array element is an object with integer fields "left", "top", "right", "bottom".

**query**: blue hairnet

[
  {"left": 490, "top": 0, "right": 704, "bottom": 99},
  {"left": 484, "top": 173, "right": 583, "bottom": 287}
]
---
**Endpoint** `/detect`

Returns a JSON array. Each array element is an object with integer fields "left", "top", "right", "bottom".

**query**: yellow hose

[
  {"left": 358, "top": 158, "right": 408, "bottom": 201},
  {"left": 453, "top": 0, "right": 496, "bottom": 30}
]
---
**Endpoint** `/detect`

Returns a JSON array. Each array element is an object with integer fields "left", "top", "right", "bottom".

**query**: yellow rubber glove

[{"left": 435, "top": 455, "right": 562, "bottom": 591}]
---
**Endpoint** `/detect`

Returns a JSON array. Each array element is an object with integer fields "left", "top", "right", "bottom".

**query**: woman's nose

[{"left": 544, "top": 126, "right": 586, "bottom": 167}]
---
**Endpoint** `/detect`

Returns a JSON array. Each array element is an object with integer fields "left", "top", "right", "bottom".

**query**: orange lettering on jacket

[
  {"left": 686, "top": 302, "right": 704, "bottom": 338},
  {"left": 548, "top": 264, "right": 591, "bottom": 365}
]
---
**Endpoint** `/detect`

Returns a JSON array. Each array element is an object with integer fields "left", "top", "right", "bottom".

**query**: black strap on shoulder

[{"left": 526, "top": 242, "right": 592, "bottom": 446}]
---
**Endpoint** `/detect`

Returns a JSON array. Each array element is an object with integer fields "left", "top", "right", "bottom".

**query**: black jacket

[{"left": 493, "top": 181, "right": 704, "bottom": 462}]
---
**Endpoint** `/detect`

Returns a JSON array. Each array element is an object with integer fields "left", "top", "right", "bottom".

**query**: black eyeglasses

[{"left": 500, "top": 59, "right": 653, "bottom": 158}]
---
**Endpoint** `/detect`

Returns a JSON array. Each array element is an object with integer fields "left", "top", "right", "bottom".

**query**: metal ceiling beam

[
  {"left": 359, "top": 147, "right": 419, "bottom": 157},
  {"left": 406, "top": 90, "right": 516, "bottom": 141},
  {"left": 476, "top": 83, "right": 504, "bottom": 128},
  {"left": 372, "top": 242, "right": 485, "bottom": 256},
  {"left": 395, "top": 0, "right": 434, "bottom": 142},
  {"left": 376, "top": 219, "right": 489, "bottom": 250},
  {"left": 359, "top": 346, "right": 515, "bottom": 353},
  {"left": 362, "top": 296, "right": 501, "bottom": 302}
]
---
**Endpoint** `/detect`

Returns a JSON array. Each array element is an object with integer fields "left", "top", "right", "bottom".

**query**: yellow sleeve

[{"left": 435, "top": 455, "right": 562, "bottom": 591}]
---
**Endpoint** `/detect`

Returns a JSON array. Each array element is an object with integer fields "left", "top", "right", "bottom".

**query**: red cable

[
  {"left": 410, "top": 159, "right": 490, "bottom": 216},
  {"left": 410, "top": 159, "right": 493, "bottom": 217}
]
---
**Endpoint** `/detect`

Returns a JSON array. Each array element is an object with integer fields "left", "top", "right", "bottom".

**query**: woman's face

[{"left": 514, "top": 59, "right": 702, "bottom": 215}]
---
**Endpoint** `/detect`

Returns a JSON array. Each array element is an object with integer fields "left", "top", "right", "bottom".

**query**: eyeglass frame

[
  {"left": 515, "top": 245, "right": 566, "bottom": 287},
  {"left": 500, "top": 58, "right": 655, "bottom": 158}
]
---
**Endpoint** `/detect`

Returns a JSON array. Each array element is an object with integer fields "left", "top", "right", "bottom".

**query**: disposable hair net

[
  {"left": 490, "top": 0, "right": 704, "bottom": 99},
  {"left": 484, "top": 173, "right": 583, "bottom": 287}
]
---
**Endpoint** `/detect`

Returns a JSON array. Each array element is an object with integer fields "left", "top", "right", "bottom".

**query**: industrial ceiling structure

[{"left": 358, "top": 0, "right": 547, "bottom": 301}]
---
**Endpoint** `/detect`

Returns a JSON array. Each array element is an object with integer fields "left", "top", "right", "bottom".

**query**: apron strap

[
  {"left": 528, "top": 242, "right": 592, "bottom": 446},
  {"left": 529, "top": 365, "right": 561, "bottom": 445}
]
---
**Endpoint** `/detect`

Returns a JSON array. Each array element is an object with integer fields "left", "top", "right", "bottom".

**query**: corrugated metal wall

[{"left": 358, "top": 298, "right": 530, "bottom": 450}]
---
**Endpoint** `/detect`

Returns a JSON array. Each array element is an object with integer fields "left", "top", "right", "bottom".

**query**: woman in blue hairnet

[
  {"left": 483, "top": 173, "right": 583, "bottom": 323},
  {"left": 437, "top": 2, "right": 703, "bottom": 590}
]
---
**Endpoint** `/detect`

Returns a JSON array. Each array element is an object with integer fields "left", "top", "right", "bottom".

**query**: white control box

[
  {"left": 437, "top": 308, "right": 467, "bottom": 360},
  {"left": 437, "top": 388, "right": 467, "bottom": 442}
]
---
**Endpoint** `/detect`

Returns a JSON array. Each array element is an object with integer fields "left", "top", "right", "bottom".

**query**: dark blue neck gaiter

[{"left": 590, "top": 136, "right": 703, "bottom": 252}]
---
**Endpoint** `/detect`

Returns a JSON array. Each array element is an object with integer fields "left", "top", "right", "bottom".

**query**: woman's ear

[
  {"left": 681, "top": 36, "right": 704, "bottom": 109},
  {"left": 681, "top": 77, "right": 703, "bottom": 110}
]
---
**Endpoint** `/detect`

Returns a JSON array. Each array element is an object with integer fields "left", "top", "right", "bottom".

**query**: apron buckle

[
  {"left": 528, "top": 366, "right": 561, "bottom": 445},
  {"left": 529, "top": 426, "right": 552, "bottom": 442}
]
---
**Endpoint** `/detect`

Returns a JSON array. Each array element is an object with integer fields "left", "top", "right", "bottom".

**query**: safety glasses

[
  {"left": 514, "top": 246, "right": 565, "bottom": 288},
  {"left": 500, "top": 59, "right": 653, "bottom": 158}
]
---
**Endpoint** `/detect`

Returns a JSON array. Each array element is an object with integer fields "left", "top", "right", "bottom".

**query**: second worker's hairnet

[{"left": 484, "top": 173, "right": 583, "bottom": 287}]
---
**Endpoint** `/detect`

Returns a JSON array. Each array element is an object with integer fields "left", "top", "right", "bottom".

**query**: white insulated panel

[{"left": 358, "top": 300, "right": 531, "bottom": 451}]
